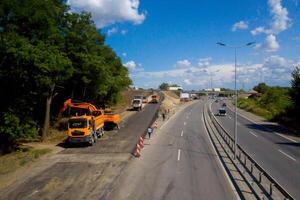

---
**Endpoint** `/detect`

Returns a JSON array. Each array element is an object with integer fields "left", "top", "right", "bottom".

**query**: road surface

[
  {"left": 211, "top": 101, "right": 300, "bottom": 199},
  {"left": 108, "top": 100, "right": 235, "bottom": 200}
]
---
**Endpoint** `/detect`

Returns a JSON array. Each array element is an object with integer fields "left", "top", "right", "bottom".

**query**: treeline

[
  {"left": 0, "top": 0, "right": 131, "bottom": 153},
  {"left": 238, "top": 67, "right": 300, "bottom": 130}
]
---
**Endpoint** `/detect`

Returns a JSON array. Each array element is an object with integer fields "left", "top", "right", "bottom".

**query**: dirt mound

[
  {"left": 163, "top": 91, "right": 180, "bottom": 99},
  {"left": 160, "top": 91, "right": 180, "bottom": 113}
]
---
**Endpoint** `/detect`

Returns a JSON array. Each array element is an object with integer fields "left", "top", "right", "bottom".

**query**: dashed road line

[
  {"left": 249, "top": 131, "right": 258, "bottom": 137},
  {"left": 226, "top": 105, "right": 297, "bottom": 143},
  {"left": 181, "top": 130, "right": 184, "bottom": 137},
  {"left": 184, "top": 122, "right": 186, "bottom": 126},
  {"left": 177, "top": 149, "right": 181, "bottom": 161},
  {"left": 278, "top": 149, "right": 296, "bottom": 162}
]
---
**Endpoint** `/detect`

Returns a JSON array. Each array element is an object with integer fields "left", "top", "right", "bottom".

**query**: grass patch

[
  {"left": 43, "top": 127, "right": 67, "bottom": 144},
  {"left": 0, "top": 147, "right": 51, "bottom": 175}
]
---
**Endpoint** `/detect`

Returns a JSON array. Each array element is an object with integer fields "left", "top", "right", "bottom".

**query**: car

[
  {"left": 218, "top": 107, "right": 226, "bottom": 116},
  {"left": 222, "top": 103, "right": 227, "bottom": 107}
]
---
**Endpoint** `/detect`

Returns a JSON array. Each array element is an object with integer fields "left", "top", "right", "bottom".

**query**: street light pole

[
  {"left": 234, "top": 47, "right": 237, "bottom": 160},
  {"left": 217, "top": 41, "right": 255, "bottom": 160}
]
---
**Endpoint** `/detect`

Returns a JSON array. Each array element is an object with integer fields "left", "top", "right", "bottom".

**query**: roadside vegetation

[
  {"left": 0, "top": 147, "right": 51, "bottom": 175},
  {"left": 238, "top": 67, "right": 300, "bottom": 131},
  {"left": 0, "top": 0, "right": 132, "bottom": 154}
]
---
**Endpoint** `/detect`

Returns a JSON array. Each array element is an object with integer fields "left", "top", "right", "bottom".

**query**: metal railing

[{"left": 206, "top": 104, "right": 294, "bottom": 200}]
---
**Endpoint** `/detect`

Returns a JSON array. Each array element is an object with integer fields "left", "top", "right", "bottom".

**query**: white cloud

[
  {"left": 107, "top": 27, "right": 128, "bottom": 36},
  {"left": 130, "top": 55, "right": 298, "bottom": 89},
  {"left": 231, "top": 21, "right": 248, "bottom": 31},
  {"left": 123, "top": 60, "right": 136, "bottom": 71},
  {"left": 265, "top": 34, "right": 280, "bottom": 52},
  {"left": 184, "top": 79, "right": 192, "bottom": 85},
  {"left": 121, "top": 29, "right": 128, "bottom": 35},
  {"left": 68, "top": 0, "right": 146, "bottom": 28},
  {"left": 251, "top": 0, "right": 291, "bottom": 53},
  {"left": 251, "top": 26, "right": 270, "bottom": 35},
  {"left": 264, "top": 55, "right": 291, "bottom": 68},
  {"left": 122, "top": 52, "right": 127, "bottom": 57},
  {"left": 251, "top": 0, "right": 290, "bottom": 35},
  {"left": 107, "top": 27, "right": 118, "bottom": 36},
  {"left": 268, "top": 0, "right": 291, "bottom": 33},
  {"left": 198, "top": 57, "right": 212, "bottom": 67},
  {"left": 175, "top": 59, "right": 191, "bottom": 69}
]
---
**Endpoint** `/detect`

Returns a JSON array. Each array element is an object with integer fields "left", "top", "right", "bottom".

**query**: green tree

[
  {"left": 290, "top": 67, "right": 300, "bottom": 113},
  {"left": 253, "top": 83, "right": 269, "bottom": 94},
  {"left": 159, "top": 82, "right": 169, "bottom": 90},
  {"left": 0, "top": 0, "right": 131, "bottom": 152}
]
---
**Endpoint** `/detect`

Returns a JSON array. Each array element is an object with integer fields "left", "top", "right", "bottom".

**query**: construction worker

[
  {"left": 147, "top": 127, "right": 153, "bottom": 139},
  {"left": 162, "top": 113, "right": 166, "bottom": 121}
]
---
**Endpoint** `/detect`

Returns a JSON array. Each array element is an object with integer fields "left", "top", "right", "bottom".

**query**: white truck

[{"left": 132, "top": 96, "right": 144, "bottom": 111}]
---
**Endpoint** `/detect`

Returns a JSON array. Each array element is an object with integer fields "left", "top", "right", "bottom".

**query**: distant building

[
  {"left": 204, "top": 88, "right": 213, "bottom": 92},
  {"left": 168, "top": 86, "right": 183, "bottom": 91},
  {"left": 204, "top": 88, "right": 221, "bottom": 92}
]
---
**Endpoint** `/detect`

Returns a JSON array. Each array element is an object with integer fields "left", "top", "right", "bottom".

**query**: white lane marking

[
  {"left": 181, "top": 130, "right": 184, "bottom": 137},
  {"left": 177, "top": 149, "right": 181, "bottom": 161},
  {"left": 278, "top": 149, "right": 296, "bottom": 162},
  {"left": 186, "top": 116, "right": 189, "bottom": 119},
  {"left": 184, "top": 122, "right": 186, "bottom": 126},
  {"left": 226, "top": 105, "right": 297, "bottom": 143},
  {"left": 228, "top": 115, "right": 232, "bottom": 120},
  {"left": 249, "top": 131, "right": 258, "bottom": 137}
]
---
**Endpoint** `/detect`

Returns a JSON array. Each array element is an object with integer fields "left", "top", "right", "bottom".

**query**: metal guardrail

[{"left": 207, "top": 104, "right": 294, "bottom": 200}]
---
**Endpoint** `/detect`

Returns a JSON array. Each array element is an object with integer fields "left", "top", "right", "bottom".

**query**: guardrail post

[
  {"left": 259, "top": 172, "right": 263, "bottom": 183},
  {"left": 270, "top": 183, "right": 274, "bottom": 196}
]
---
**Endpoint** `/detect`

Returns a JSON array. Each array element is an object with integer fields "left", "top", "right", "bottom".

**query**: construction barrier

[
  {"left": 134, "top": 143, "right": 141, "bottom": 157},
  {"left": 139, "top": 136, "right": 144, "bottom": 148}
]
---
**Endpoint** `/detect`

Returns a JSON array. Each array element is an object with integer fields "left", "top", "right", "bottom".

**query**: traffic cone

[
  {"left": 134, "top": 143, "right": 141, "bottom": 157},
  {"left": 139, "top": 136, "right": 144, "bottom": 148}
]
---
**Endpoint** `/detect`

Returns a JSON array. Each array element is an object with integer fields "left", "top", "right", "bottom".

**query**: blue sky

[{"left": 68, "top": 0, "right": 300, "bottom": 90}]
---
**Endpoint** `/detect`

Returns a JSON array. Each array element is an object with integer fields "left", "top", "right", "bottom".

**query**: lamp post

[
  {"left": 217, "top": 41, "right": 255, "bottom": 159},
  {"left": 209, "top": 69, "right": 220, "bottom": 90}
]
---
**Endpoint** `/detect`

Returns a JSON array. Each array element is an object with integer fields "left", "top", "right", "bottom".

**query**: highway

[
  {"left": 211, "top": 101, "right": 300, "bottom": 199},
  {"left": 108, "top": 101, "right": 235, "bottom": 200}
]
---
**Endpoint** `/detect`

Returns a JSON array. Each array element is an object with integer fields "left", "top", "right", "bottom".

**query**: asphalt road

[
  {"left": 211, "top": 101, "right": 300, "bottom": 199},
  {"left": 108, "top": 100, "right": 235, "bottom": 200},
  {"left": 0, "top": 103, "right": 160, "bottom": 200}
]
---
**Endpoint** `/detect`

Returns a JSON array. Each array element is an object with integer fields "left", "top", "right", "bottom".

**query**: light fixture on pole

[{"left": 217, "top": 41, "right": 255, "bottom": 160}]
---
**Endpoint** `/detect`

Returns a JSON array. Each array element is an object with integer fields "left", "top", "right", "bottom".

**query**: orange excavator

[{"left": 59, "top": 99, "right": 120, "bottom": 145}]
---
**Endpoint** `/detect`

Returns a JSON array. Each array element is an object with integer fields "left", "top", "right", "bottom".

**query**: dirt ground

[{"left": 160, "top": 91, "right": 180, "bottom": 114}]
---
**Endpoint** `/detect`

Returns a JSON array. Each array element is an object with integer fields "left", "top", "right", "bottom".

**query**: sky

[{"left": 68, "top": 0, "right": 300, "bottom": 90}]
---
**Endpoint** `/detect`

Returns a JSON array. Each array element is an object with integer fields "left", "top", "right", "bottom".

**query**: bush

[{"left": 0, "top": 112, "right": 38, "bottom": 154}]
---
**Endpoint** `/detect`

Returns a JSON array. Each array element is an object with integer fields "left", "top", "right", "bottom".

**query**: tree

[
  {"left": 0, "top": 0, "right": 131, "bottom": 152},
  {"left": 290, "top": 67, "right": 300, "bottom": 112},
  {"left": 159, "top": 82, "right": 169, "bottom": 90},
  {"left": 253, "top": 83, "right": 269, "bottom": 94}
]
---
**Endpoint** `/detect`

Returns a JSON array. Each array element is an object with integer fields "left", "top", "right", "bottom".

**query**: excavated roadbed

[{"left": 0, "top": 103, "right": 160, "bottom": 200}]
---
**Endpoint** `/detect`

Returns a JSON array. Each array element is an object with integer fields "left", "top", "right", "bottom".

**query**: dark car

[
  {"left": 218, "top": 108, "right": 226, "bottom": 116},
  {"left": 222, "top": 103, "right": 227, "bottom": 107}
]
